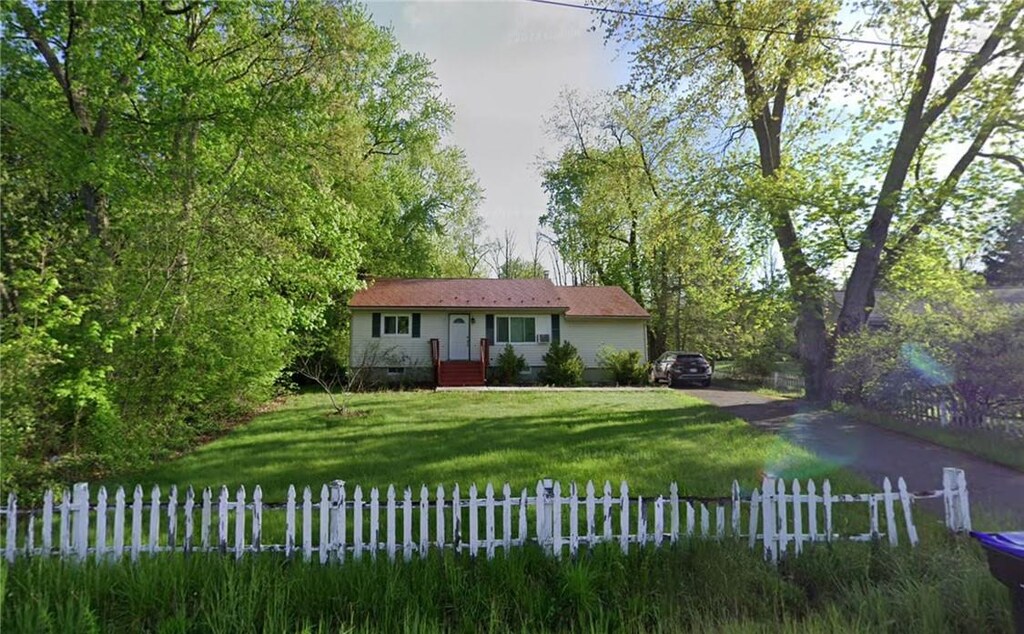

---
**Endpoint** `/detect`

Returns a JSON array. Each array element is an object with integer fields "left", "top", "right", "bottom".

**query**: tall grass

[{"left": 1, "top": 539, "right": 1010, "bottom": 633}]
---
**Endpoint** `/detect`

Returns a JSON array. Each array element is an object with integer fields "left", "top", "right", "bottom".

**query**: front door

[{"left": 448, "top": 314, "right": 470, "bottom": 360}]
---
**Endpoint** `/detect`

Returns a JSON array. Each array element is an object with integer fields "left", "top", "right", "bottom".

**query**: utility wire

[{"left": 524, "top": 0, "right": 979, "bottom": 55}]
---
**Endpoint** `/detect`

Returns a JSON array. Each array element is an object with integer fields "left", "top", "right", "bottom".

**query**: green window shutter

[
  {"left": 485, "top": 314, "right": 494, "bottom": 344},
  {"left": 551, "top": 314, "right": 560, "bottom": 343},
  {"left": 497, "top": 317, "right": 509, "bottom": 343},
  {"left": 411, "top": 313, "right": 421, "bottom": 338},
  {"left": 371, "top": 312, "right": 381, "bottom": 338}
]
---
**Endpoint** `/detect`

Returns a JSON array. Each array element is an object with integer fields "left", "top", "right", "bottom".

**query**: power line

[{"left": 524, "top": 0, "right": 978, "bottom": 55}]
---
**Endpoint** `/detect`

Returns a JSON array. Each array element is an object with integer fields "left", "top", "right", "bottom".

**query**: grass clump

[{"left": 1, "top": 539, "right": 1010, "bottom": 633}]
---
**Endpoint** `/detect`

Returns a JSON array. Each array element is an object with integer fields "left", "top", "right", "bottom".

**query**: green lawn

[
  {"left": 129, "top": 390, "right": 857, "bottom": 502},
  {"left": 13, "top": 390, "right": 1011, "bottom": 633}
]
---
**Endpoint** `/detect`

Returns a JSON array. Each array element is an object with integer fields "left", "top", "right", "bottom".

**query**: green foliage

[
  {"left": 0, "top": 2, "right": 482, "bottom": 491},
  {"left": 540, "top": 91, "right": 752, "bottom": 359},
  {"left": 597, "top": 347, "right": 650, "bottom": 385},
  {"left": 1, "top": 541, "right": 1010, "bottom": 633},
  {"left": 833, "top": 262, "right": 1024, "bottom": 425},
  {"left": 539, "top": 341, "right": 584, "bottom": 386},
  {"left": 493, "top": 344, "right": 529, "bottom": 384},
  {"left": 983, "top": 190, "right": 1024, "bottom": 288}
]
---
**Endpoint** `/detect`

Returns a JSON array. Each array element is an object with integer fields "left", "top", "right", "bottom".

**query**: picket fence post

[
  {"left": 897, "top": 478, "right": 919, "bottom": 546},
  {"left": 201, "top": 487, "right": 211, "bottom": 551},
  {"left": 883, "top": 478, "right": 898, "bottom": 547},
  {"left": 113, "top": 487, "right": 125, "bottom": 561},
  {"left": 404, "top": 486, "right": 414, "bottom": 562},
  {"left": 501, "top": 483, "right": 512, "bottom": 554},
  {"left": 385, "top": 485, "right": 397, "bottom": 561},
  {"left": 370, "top": 485, "right": 382, "bottom": 557},
  {"left": 285, "top": 485, "right": 296, "bottom": 559},
  {"left": 730, "top": 481, "right": 741, "bottom": 537},
  {"left": 302, "top": 486, "right": 313, "bottom": 562},
  {"left": 5, "top": 493, "right": 17, "bottom": 563},
  {"left": 168, "top": 486, "right": 178, "bottom": 552},
  {"left": 131, "top": 485, "right": 144, "bottom": 562},
  {"left": 235, "top": 485, "right": 246, "bottom": 560},
  {"left": 618, "top": 481, "right": 629, "bottom": 554},
  {"left": 792, "top": 480, "right": 803, "bottom": 554},
  {"left": 59, "top": 487, "right": 71, "bottom": 558},
  {"left": 353, "top": 486, "right": 364, "bottom": 560},
  {"left": 184, "top": 486, "right": 195, "bottom": 556},
  {"left": 42, "top": 489, "right": 53, "bottom": 558},
  {"left": 485, "top": 483, "right": 496, "bottom": 560},
  {"left": 319, "top": 485, "right": 329, "bottom": 564},
  {"left": 421, "top": 485, "right": 431, "bottom": 557},
  {"left": 252, "top": 485, "right": 262, "bottom": 554},
  {"left": 601, "top": 481, "right": 613, "bottom": 543},
  {"left": 434, "top": 485, "right": 444, "bottom": 551},
  {"left": 96, "top": 486, "right": 108, "bottom": 561},
  {"left": 670, "top": 482, "right": 680, "bottom": 543},
  {"left": 585, "top": 481, "right": 596, "bottom": 548},
  {"left": 568, "top": 482, "right": 579, "bottom": 557}
]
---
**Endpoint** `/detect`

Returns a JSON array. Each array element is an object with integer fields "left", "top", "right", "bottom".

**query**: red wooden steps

[{"left": 437, "top": 361, "right": 485, "bottom": 387}]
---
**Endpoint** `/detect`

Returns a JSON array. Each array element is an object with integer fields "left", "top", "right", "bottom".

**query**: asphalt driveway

[{"left": 680, "top": 387, "right": 1024, "bottom": 528}]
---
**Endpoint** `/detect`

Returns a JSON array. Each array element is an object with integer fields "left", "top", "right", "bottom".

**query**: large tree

[
  {"left": 1, "top": 0, "right": 483, "bottom": 489},
  {"left": 597, "top": 0, "right": 1024, "bottom": 399},
  {"left": 541, "top": 90, "right": 751, "bottom": 358}
]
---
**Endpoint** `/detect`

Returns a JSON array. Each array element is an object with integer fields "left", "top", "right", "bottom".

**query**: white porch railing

[{"left": 0, "top": 468, "right": 970, "bottom": 565}]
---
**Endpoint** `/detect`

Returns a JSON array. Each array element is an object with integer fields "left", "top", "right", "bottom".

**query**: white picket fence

[{"left": 0, "top": 467, "right": 970, "bottom": 565}]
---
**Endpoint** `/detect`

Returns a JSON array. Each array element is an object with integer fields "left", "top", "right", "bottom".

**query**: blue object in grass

[{"left": 970, "top": 531, "right": 1024, "bottom": 559}]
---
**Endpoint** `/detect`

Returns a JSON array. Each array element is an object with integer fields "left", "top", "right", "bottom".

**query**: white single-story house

[{"left": 348, "top": 278, "right": 650, "bottom": 386}]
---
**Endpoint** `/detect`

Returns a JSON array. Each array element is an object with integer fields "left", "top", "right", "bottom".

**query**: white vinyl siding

[
  {"left": 350, "top": 311, "right": 440, "bottom": 368},
  {"left": 350, "top": 310, "right": 647, "bottom": 370},
  {"left": 561, "top": 318, "right": 648, "bottom": 368}
]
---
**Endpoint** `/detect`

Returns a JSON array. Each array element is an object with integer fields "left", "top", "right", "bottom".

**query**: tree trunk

[{"left": 794, "top": 298, "right": 830, "bottom": 401}]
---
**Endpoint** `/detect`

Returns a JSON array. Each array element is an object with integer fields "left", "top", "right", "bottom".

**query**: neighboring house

[
  {"left": 349, "top": 278, "right": 649, "bottom": 386},
  {"left": 831, "top": 286, "right": 1024, "bottom": 330}
]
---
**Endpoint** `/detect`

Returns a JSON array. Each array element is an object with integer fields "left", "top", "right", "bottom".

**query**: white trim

[{"left": 382, "top": 313, "right": 411, "bottom": 337}]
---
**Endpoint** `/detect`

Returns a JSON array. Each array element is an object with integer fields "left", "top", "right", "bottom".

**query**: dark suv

[{"left": 666, "top": 353, "right": 713, "bottom": 387}]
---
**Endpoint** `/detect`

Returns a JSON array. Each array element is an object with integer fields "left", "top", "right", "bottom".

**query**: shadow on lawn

[{"left": 125, "top": 392, "right": 845, "bottom": 501}]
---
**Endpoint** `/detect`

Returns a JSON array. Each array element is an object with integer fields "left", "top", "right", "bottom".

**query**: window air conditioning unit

[{"left": 536, "top": 334, "right": 551, "bottom": 343}]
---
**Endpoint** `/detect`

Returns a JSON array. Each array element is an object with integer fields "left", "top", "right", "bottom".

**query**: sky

[{"left": 366, "top": 0, "right": 631, "bottom": 266}]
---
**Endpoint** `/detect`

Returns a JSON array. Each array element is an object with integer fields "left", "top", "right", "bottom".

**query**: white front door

[{"left": 448, "top": 314, "right": 470, "bottom": 360}]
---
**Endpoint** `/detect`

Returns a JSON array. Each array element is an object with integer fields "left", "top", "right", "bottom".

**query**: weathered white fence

[{"left": 0, "top": 468, "right": 970, "bottom": 565}]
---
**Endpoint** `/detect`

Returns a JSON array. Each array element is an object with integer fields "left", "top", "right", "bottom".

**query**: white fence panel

[{"left": 0, "top": 468, "right": 971, "bottom": 565}]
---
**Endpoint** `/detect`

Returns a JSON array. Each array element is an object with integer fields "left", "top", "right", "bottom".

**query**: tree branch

[
  {"left": 920, "top": 3, "right": 1021, "bottom": 131},
  {"left": 977, "top": 152, "right": 1024, "bottom": 175}
]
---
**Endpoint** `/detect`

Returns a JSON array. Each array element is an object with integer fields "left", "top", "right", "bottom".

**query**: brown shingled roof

[
  {"left": 349, "top": 278, "right": 566, "bottom": 309},
  {"left": 558, "top": 286, "right": 650, "bottom": 319},
  {"left": 349, "top": 278, "right": 650, "bottom": 318}
]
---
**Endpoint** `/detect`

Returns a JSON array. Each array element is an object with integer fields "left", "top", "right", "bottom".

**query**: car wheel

[{"left": 701, "top": 379, "right": 711, "bottom": 388}]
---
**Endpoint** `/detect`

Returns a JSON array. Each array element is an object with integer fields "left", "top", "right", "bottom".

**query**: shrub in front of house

[
  {"left": 539, "top": 340, "right": 583, "bottom": 386},
  {"left": 597, "top": 347, "right": 650, "bottom": 386},
  {"left": 494, "top": 344, "right": 528, "bottom": 384}
]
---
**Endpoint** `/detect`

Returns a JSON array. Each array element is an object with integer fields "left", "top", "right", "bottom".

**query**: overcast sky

[{"left": 367, "top": 0, "right": 630, "bottom": 265}]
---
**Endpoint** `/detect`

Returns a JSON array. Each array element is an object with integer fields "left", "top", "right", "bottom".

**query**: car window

[{"left": 676, "top": 354, "right": 703, "bottom": 360}]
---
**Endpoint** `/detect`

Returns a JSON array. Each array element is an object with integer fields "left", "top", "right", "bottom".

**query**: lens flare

[{"left": 900, "top": 343, "right": 953, "bottom": 386}]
